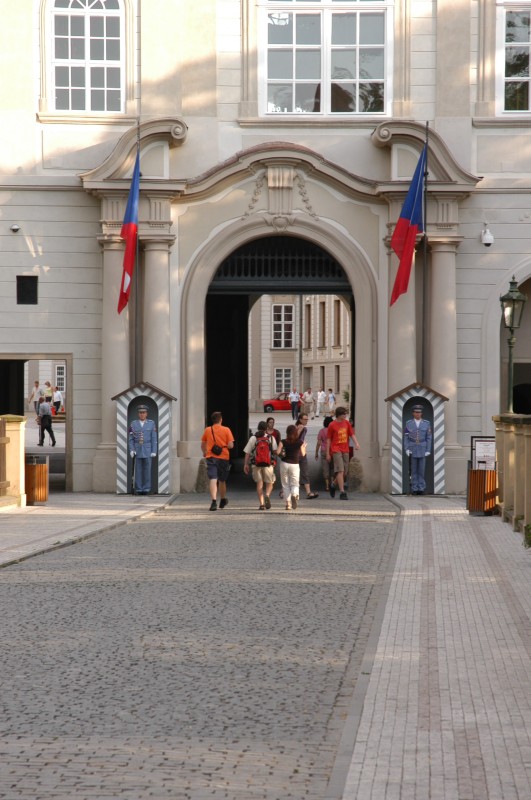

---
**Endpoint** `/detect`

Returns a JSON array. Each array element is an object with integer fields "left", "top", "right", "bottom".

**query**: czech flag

[
  {"left": 390, "top": 144, "right": 427, "bottom": 306},
  {"left": 117, "top": 151, "right": 140, "bottom": 314}
]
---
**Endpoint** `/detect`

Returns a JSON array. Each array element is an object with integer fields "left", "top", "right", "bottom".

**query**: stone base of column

[
  {"left": 179, "top": 456, "right": 204, "bottom": 493},
  {"left": 92, "top": 443, "right": 118, "bottom": 493},
  {"left": 443, "top": 444, "right": 467, "bottom": 495},
  {"left": 380, "top": 446, "right": 392, "bottom": 493}
]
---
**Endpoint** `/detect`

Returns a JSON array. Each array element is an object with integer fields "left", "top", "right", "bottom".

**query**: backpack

[{"left": 253, "top": 434, "right": 274, "bottom": 467}]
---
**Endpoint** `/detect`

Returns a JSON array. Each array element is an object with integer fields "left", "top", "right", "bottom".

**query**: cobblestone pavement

[{"left": 0, "top": 492, "right": 398, "bottom": 800}]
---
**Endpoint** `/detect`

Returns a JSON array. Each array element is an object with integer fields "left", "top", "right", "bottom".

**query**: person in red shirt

[
  {"left": 201, "top": 411, "right": 234, "bottom": 511},
  {"left": 326, "top": 406, "right": 360, "bottom": 500}
]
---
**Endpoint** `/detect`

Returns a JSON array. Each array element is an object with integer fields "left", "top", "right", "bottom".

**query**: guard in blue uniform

[
  {"left": 404, "top": 404, "right": 432, "bottom": 495},
  {"left": 129, "top": 404, "right": 158, "bottom": 494}
]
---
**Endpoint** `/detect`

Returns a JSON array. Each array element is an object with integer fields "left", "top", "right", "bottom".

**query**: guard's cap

[
  {"left": 412, "top": 404, "right": 423, "bottom": 412},
  {"left": 137, "top": 404, "right": 148, "bottom": 411}
]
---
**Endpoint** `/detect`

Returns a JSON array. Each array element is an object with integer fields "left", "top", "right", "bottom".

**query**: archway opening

[{"left": 205, "top": 235, "right": 355, "bottom": 485}]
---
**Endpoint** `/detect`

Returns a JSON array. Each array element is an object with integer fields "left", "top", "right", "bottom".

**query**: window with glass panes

[
  {"left": 272, "top": 304, "right": 294, "bottom": 348},
  {"left": 52, "top": 0, "right": 123, "bottom": 112},
  {"left": 275, "top": 368, "right": 292, "bottom": 392},
  {"left": 504, "top": 8, "right": 531, "bottom": 111},
  {"left": 55, "top": 364, "right": 66, "bottom": 393},
  {"left": 263, "top": 0, "right": 389, "bottom": 115}
]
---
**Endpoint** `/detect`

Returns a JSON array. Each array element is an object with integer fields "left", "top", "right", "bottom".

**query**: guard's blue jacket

[
  {"left": 129, "top": 418, "right": 158, "bottom": 457},
  {"left": 403, "top": 419, "right": 432, "bottom": 456}
]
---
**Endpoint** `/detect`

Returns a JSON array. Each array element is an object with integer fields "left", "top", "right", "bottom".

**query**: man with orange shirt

[
  {"left": 326, "top": 406, "right": 360, "bottom": 500},
  {"left": 201, "top": 411, "right": 235, "bottom": 511}
]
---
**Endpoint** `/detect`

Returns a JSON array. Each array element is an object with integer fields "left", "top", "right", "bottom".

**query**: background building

[{"left": 1, "top": 1, "right": 531, "bottom": 493}]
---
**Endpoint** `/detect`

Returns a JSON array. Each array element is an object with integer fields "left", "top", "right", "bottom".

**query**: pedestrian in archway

[
  {"left": 295, "top": 412, "right": 319, "bottom": 500},
  {"left": 200, "top": 411, "right": 234, "bottom": 510},
  {"left": 289, "top": 388, "right": 300, "bottom": 420},
  {"left": 277, "top": 424, "right": 304, "bottom": 510},
  {"left": 326, "top": 407, "right": 359, "bottom": 500},
  {"left": 243, "top": 421, "right": 276, "bottom": 510}
]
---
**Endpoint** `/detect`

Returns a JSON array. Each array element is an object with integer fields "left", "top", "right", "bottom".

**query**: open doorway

[
  {"left": 204, "top": 236, "right": 354, "bottom": 472},
  {"left": 0, "top": 357, "right": 69, "bottom": 492}
]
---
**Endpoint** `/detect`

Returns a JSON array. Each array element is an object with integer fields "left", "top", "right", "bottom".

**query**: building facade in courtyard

[{"left": 1, "top": 0, "right": 531, "bottom": 494}]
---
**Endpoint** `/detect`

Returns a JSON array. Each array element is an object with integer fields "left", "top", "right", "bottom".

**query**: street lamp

[{"left": 500, "top": 276, "right": 527, "bottom": 413}]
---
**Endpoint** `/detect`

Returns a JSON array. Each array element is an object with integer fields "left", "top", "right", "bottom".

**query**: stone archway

[{"left": 178, "top": 215, "right": 379, "bottom": 492}]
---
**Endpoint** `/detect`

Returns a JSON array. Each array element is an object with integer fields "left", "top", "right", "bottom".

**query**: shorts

[
  {"left": 331, "top": 451, "right": 349, "bottom": 474},
  {"left": 251, "top": 464, "right": 276, "bottom": 484},
  {"left": 321, "top": 456, "right": 332, "bottom": 481},
  {"left": 206, "top": 457, "right": 231, "bottom": 482}
]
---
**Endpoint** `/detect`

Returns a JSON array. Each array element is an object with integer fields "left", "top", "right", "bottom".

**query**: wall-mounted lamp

[
  {"left": 481, "top": 222, "right": 494, "bottom": 247},
  {"left": 10, "top": 224, "right": 20, "bottom": 233}
]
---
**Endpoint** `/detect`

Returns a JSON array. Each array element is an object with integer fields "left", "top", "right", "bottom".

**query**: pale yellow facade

[{"left": 1, "top": 1, "right": 531, "bottom": 495}]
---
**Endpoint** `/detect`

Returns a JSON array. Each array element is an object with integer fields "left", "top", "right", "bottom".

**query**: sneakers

[
  {"left": 219, "top": 498, "right": 228, "bottom": 509},
  {"left": 340, "top": 492, "right": 348, "bottom": 501},
  {"left": 292, "top": 495, "right": 298, "bottom": 509},
  {"left": 264, "top": 495, "right": 271, "bottom": 509},
  {"left": 329, "top": 483, "right": 336, "bottom": 498},
  {"left": 209, "top": 500, "right": 217, "bottom": 511}
]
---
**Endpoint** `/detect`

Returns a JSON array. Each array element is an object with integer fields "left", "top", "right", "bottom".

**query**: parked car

[{"left": 263, "top": 392, "right": 301, "bottom": 413}]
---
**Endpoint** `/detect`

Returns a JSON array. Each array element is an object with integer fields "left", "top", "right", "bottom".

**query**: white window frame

[
  {"left": 42, "top": 0, "right": 128, "bottom": 117},
  {"left": 258, "top": 0, "right": 394, "bottom": 117},
  {"left": 275, "top": 368, "right": 292, "bottom": 392},
  {"left": 495, "top": 2, "right": 531, "bottom": 115},
  {"left": 55, "top": 364, "right": 66, "bottom": 393},
  {"left": 272, "top": 303, "right": 295, "bottom": 348}
]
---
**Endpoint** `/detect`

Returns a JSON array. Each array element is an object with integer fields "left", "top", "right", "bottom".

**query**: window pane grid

[
  {"left": 272, "top": 304, "right": 295, "bottom": 348},
  {"left": 275, "top": 368, "right": 292, "bottom": 392},
  {"left": 504, "top": 10, "right": 531, "bottom": 111},
  {"left": 52, "top": 0, "right": 123, "bottom": 113},
  {"left": 266, "top": 5, "right": 386, "bottom": 114}
]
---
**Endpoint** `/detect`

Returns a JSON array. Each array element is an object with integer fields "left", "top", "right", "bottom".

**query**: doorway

[{"left": 205, "top": 236, "right": 354, "bottom": 458}]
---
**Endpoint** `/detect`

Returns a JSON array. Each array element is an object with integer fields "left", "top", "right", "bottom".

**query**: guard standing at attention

[
  {"left": 403, "top": 404, "right": 432, "bottom": 495},
  {"left": 129, "top": 404, "right": 158, "bottom": 494}
]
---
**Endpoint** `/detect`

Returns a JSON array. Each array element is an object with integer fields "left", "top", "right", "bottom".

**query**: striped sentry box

[
  {"left": 389, "top": 385, "right": 446, "bottom": 495},
  {"left": 114, "top": 382, "right": 176, "bottom": 494}
]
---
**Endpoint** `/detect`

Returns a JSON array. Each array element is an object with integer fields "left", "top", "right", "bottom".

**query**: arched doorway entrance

[{"left": 205, "top": 235, "right": 354, "bottom": 456}]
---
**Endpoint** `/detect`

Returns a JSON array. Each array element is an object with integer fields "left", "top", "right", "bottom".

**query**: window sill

[
  {"left": 238, "top": 116, "right": 388, "bottom": 129},
  {"left": 473, "top": 116, "right": 531, "bottom": 128},
  {"left": 37, "top": 113, "right": 138, "bottom": 126}
]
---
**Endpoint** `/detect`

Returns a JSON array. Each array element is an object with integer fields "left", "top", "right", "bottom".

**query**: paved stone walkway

[
  {"left": 0, "top": 491, "right": 397, "bottom": 800},
  {"left": 1, "top": 490, "right": 530, "bottom": 799}
]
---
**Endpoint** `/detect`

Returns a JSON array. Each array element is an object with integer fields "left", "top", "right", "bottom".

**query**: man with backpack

[{"left": 243, "top": 420, "right": 276, "bottom": 510}]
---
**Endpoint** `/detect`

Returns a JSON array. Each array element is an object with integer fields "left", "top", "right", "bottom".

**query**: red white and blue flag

[
  {"left": 390, "top": 144, "right": 427, "bottom": 306},
  {"left": 117, "top": 151, "right": 140, "bottom": 314}
]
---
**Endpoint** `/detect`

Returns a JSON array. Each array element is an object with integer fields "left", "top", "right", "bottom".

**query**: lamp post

[{"left": 500, "top": 276, "right": 527, "bottom": 413}]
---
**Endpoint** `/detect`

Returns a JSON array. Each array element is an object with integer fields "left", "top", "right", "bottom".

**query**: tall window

[
  {"left": 262, "top": 0, "right": 391, "bottom": 115},
  {"left": 333, "top": 298, "right": 341, "bottom": 346},
  {"left": 51, "top": 0, "right": 124, "bottom": 112},
  {"left": 304, "top": 302, "right": 312, "bottom": 348},
  {"left": 319, "top": 301, "right": 326, "bottom": 347},
  {"left": 275, "top": 368, "right": 292, "bottom": 392},
  {"left": 55, "top": 364, "right": 66, "bottom": 392},
  {"left": 272, "top": 304, "right": 294, "bottom": 348},
  {"left": 503, "top": 7, "right": 531, "bottom": 111}
]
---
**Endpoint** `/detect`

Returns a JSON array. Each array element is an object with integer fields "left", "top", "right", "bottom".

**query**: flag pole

[
  {"left": 133, "top": 3, "right": 142, "bottom": 385},
  {"left": 133, "top": 120, "right": 141, "bottom": 385},
  {"left": 421, "top": 121, "right": 429, "bottom": 385}
]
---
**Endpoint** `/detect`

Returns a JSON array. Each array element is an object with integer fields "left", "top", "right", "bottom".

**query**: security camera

[
  {"left": 10, "top": 224, "right": 20, "bottom": 233},
  {"left": 481, "top": 223, "right": 494, "bottom": 247}
]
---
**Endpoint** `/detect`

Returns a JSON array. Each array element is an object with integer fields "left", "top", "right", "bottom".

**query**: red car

[{"left": 263, "top": 392, "right": 301, "bottom": 413}]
